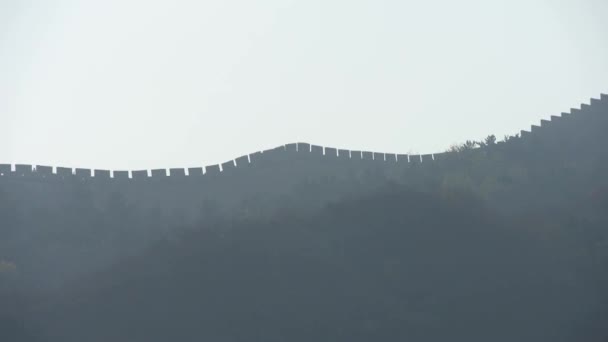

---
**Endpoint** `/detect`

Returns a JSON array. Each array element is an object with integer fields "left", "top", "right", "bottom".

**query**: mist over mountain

[{"left": 1, "top": 95, "right": 608, "bottom": 341}]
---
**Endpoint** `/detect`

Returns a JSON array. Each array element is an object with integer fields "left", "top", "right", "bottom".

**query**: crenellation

[
  {"left": 94, "top": 170, "right": 111, "bottom": 178},
  {"left": 373, "top": 152, "right": 384, "bottom": 162},
  {"left": 324, "top": 147, "right": 337, "bottom": 157},
  {"left": 421, "top": 154, "right": 433, "bottom": 163},
  {"left": 151, "top": 169, "right": 167, "bottom": 178},
  {"left": 249, "top": 152, "right": 262, "bottom": 164},
  {"left": 2, "top": 93, "right": 605, "bottom": 183},
  {"left": 285, "top": 143, "right": 297, "bottom": 152},
  {"left": 56, "top": 167, "right": 73, "bottom": 177},
  {"left": 260, "top": 146, "right": 287, "bottom": 163},
  {"left": 221, "top": 161, "right": 236, "bottom": 172},
  {"left": 187, "top": 167, "right": 203, "bottom": 176},
  {"left": 170, "top": 168, "right": 186, "bottom": 177},
  {"left": 235, "top": 155, "right": 250, "bottom": 167},
  {"left": 350, "top": 151, "right": 362, "bottom": 159},
  {"left": 15, "top": 164, "right": 33, "bottom": 176},
  {"left": 264, "top": 145, "right": 286, "bottom": 155},
  {"left": 297, "top": 143, "right": 310, "bottom": 152},
  {"left": 397, "top": 154, "right": 408, "bottom": 162},
  {"left": 338, "top": 149, "right": 350, "bottom": 159},
  {"left": 35, "top": 165, "right": 53, "bottom": 175},
  {"left": 590, "top": 100, "right": 606, "bottom": 113},
  {"left": 205, "top": 164, "right": 221, "bottom": 175},
  {"left": 261, "top": 146, "right": 284, "bottom": 155},
  {"left": 570, "top": 108, "right": 591, "bottom": 121},
  {"left": 311, "top": 145, "right": 323, "bottom": 155},
  {"left": 570, "top": 108, "right": 588, "bottom": 122},
  {"left": 550, "top": 115, "right": 561, "bottom": 122},
  {"left": 583, "top": 101, "right": 607, "bottom": 124},
  {"left": 113, "top": 171, "right": 129, "bottom": 180},
  {"left": 132, "top": 170, "right": 149, "bottom": 179},
  {"left": 75, "top": 168, "right": 91, "bottom": 178}
]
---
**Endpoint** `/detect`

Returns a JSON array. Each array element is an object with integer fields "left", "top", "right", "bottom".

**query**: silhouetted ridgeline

[
  {"left": 1, "top": 94, "right": 608, "bottom": 342},
  {"left": 0, "top": 93, "right": 606, "bottom": 217},
  {"left": 0, "top": 144, "right": 435, "bottom": 226},
  {"left": 1, "top": 93, "right": 607, "bottom": 289},
  {"left": 1, "top": 143, "right": 435, "bottom": 180},
  {"left": 1, "top": 94, "right": 606, "bottom": 182}
]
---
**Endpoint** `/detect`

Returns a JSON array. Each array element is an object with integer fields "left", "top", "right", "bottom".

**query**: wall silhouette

[
  {"left": 519, "top": 94, "right": 607, "bottom": 142},
  {"left": 0, "top": 93, "right": 606, "bottom": 189},
  {"left": 0, "top": 92, "right": 605, "bottom": 241},
  {"left": 0, "top": 143, "right": 443, "bottom": 181}
]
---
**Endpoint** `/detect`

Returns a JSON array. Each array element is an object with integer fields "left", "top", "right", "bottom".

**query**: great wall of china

[
  {"left": 0, "top": 142, "right": 437, "bottom": 181},
  {"left": 1, "top": 93, "right": 606, "bottom": 182},
  {"left": 0, "top": 93, "right": 606, "bottom": 223}
]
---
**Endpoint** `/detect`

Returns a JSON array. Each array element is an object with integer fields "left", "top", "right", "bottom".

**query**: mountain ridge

[{"left": 1, "top": 93, "right": 606, "bottom": 180}]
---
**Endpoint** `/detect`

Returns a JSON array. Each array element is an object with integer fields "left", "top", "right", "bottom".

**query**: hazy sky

[{"left": 1, "top": 0, "right": 607, "bottom": 170}]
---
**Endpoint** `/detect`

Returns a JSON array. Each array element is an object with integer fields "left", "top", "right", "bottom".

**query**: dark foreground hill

[{"left": 16, "top": 185, "right": 607, "bottom": 342}]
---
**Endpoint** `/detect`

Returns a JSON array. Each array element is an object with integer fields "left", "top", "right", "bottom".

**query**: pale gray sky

[{"left": 1, "top": 0, "right": 607, "bottom": 170}]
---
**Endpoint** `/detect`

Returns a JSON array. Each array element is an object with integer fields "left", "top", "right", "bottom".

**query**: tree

[{"left": 483, "top": 134, "right": 497, "bottom": 146}]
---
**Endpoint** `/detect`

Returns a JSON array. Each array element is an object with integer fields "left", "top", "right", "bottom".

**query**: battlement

[
  {"left": 520, "top": 94, "right": 607, "bottom": 143},
  {"left": 0, "top": 143, "right": 445, "bottom": 182},
  {"left": 1, "top": 93, "right": 606, "bottom": 182}
]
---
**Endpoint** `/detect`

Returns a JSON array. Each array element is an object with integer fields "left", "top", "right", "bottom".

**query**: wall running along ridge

[{"left": 1, "top": 94, "right": 606, "bottom": 181}]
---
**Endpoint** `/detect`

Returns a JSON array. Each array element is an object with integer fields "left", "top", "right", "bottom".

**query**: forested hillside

[{"left": 27, "top": 185, "right": 608, "bottom": 342}]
